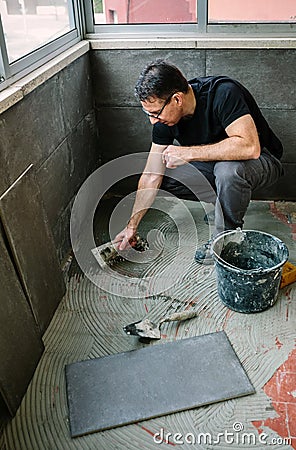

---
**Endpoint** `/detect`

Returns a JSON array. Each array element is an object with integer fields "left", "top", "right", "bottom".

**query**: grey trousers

[{"left": 160, "top": 149, "right": 283, "bottom": 235}]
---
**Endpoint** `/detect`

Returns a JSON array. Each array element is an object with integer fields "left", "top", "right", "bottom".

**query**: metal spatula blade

[{"left": 123, "top": 310, "right": 199, "bottom": 340}]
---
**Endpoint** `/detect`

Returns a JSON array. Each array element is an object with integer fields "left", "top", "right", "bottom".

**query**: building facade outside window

[
  {"left": 1, "top": 0, "right": 75, "bottom": 63},
  {"left": 93, "top": 0, "right": 296, "bottom": 25},
  {"left": 0, "top": 0, "right": 80, "bottom": 91},
  {"left": 209, "top": 0, "right": 296, "bottom": 23}
]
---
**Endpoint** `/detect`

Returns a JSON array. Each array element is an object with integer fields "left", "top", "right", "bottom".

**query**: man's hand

[
  {"left": 162, "top": 145, "right": 189, "bottom": 168},
  {"left": 113, "top": 226, "right": 137, "bottom": 251}
]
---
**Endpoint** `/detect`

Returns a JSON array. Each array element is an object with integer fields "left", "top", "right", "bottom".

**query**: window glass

[
  {"left": 93, "top": 0, "right": 197, "bottom": 24},
  {"left": 209, "top": 0, "right": 296, "bottom": 23},
  {"left": 1, "top": 0, "right": 75, "bottom": 63}
]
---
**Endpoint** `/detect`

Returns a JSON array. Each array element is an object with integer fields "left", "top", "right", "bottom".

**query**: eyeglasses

[{"left": 142, "top": 93, "right": 175, "bottom": 119}]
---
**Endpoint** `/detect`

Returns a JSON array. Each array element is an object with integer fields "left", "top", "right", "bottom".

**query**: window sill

[
  {"left": 0, "top": 36, "right": 295, "bottom": 116},
  {"left": 88, "top": 36, "right": 296, "bottom": 50},
  {"left": 0, "top": 41, "right": 89, "bottom": 115}
]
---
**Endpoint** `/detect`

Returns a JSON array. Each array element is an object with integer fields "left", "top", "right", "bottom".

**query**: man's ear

[{"left": 173, "top": 92, "right": 183, "bottom": 106}]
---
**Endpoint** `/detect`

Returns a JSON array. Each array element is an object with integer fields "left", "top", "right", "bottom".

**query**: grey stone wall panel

[
  {"left": 90, "top": 49, "right": 206, "bottom": 107},
  {"left": 96, "top": 106, "right": 152, "bottom": 161},
  {"left": 36, "top": 111, "right": 99, "bottom": 230},
  {"left": 261, "top": 109, "right": 296, "bottom": 163},
  {"left": 0, "top": 53, "right": 98, "bottom": 261},
  {"left": 0, "top": 226, "right": 44, "bottom": 416},
  {"left": 0, "top": 146, "right": 10, "bottom": 199},
  {"left": 0, "top": 166, "right": 66, "bottom": 335},
  {"left": 53, "top": 198, "right": 74, "bottom": 262},
  {"left": 36, "top": 139, "right": 70, "bottom": 230},
  {"left": 0, "top": 54, "right": 93, "bottom": 194},
  {"left": 205, "top": 49, "right": 296, "bottom": 110},
  {"left": 59, "top": 54, "right": 94, "bottom": 135},
  {"left": 0, "top": 77, "right": 65, "bottom": 190},
  {"left": 69, "top": 111, "right": 100, "bottom": 184}
]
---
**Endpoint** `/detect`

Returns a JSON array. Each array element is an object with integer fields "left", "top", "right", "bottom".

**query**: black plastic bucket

[{"left": 211, "top": 229, "right": 289, "bottom": 313}]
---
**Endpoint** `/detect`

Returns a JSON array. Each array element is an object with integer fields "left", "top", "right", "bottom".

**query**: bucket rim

[{"left": 211, "top": 229, "right": 289, "bottom": 274}]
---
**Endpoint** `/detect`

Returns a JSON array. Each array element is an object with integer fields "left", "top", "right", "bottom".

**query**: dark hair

[{"left": 134, "top": 59, "right": 189, "bottom": 101}]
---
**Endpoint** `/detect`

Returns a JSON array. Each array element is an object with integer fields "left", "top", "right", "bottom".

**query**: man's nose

[{"left": 149, "top": 117, "right": 159, "bottom": 125}]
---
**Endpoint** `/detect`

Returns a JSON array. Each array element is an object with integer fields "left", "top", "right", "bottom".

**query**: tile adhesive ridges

[{"left": 1, "top": 200, "right": 295, "bottom": 449}]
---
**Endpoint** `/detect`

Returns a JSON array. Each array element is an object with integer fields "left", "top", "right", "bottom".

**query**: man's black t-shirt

[{"left": 152, "top": 76, "right": 283, "bottom": 160}]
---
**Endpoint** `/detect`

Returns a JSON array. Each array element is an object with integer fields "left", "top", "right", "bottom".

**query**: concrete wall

[
  {"left": 0, "top": 53, "right": 100, "bottom": 261},
  {"left": 90, "top": 48, "right": 296, "bottom": 200}
]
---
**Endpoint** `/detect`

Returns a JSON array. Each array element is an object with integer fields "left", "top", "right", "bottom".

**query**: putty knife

[
  {"left": 123, "top": 309, "right": 199, "bottom": 339},
  {"left": 92, "top": 234, "right": 149, "bottom": 268}
]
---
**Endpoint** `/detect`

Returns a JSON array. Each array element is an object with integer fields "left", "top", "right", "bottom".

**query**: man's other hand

[{"left": 162, "top": 145, "right": 188, "bottom": 168}]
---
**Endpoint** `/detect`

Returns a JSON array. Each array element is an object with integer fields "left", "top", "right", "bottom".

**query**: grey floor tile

[{"left": 66, "top": 331, "right": 254, "bottom": 437}]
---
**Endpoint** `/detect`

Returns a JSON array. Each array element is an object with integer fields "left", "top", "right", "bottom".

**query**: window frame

[
  {"left": 0, "top": 0, "right": 295, "bottom": 93},
  {"left": 88, "top": 0, "right": 296, "bottom": 36},
  {"left": 0, "top": 0, "right": 84, "bottom": 92}
]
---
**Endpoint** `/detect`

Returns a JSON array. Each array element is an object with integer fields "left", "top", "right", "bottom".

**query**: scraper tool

[
  {"left": 123, "top": 309, "right": 199, "bottom": 339},
  {"left": 92, "top": 234, "right": 149, "bottom": 268}
]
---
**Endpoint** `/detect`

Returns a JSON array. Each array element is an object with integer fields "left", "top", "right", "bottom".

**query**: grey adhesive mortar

[{"left": 1, "top": 199, "right": 295, "bottom": 450}]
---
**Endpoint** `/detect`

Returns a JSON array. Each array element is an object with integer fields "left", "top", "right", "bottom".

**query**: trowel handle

[{"left": 160, "top": 309, "right": 198, "bottom": 324}]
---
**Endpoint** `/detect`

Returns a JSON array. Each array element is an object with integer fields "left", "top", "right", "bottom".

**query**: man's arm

[
  {"left": 163, "top": 114, "right": 261, "bottom": 168},
  {"left": 115, "top": 143, "right": 167, "bottom": 250}
]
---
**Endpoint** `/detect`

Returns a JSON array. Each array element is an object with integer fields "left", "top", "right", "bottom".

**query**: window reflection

[
  {"left": 208, "top": 0, "right": 296, "bottom": 23},
  {"left": 1, "top": 0, "right": 74, "bottom": 63},
  {"left": 93, "top": 0, "right": 197, "bottom": 24}
]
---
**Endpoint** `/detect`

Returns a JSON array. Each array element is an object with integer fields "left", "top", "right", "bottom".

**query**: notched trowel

[
  {"left": 124, "top": 310, "right": 199, "bottom": 340},
  {"left": 92, "top": 234, "right": 149, "bottom": 268}
]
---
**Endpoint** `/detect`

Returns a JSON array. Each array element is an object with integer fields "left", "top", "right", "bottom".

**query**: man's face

[{"left": 141, "top": 94, "right": 182, "bottom": 127}]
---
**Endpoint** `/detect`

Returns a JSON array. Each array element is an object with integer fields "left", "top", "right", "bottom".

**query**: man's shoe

[{"left": 195, "top": 239, "right": 213, "bottom": 265}]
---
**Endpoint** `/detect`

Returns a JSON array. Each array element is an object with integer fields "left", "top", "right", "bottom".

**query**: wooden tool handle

[{"left": 160, "top": 310, "right": 198, "bottom": 324}]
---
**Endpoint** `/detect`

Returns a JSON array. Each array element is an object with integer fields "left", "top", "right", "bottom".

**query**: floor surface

[{"left": 0, "top": 199, "right": 295, "bottom": 450}]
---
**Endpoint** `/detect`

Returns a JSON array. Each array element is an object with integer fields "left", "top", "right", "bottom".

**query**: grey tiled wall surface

[
  {"left": 0, "top": 226, "right": 44, "bottom": 417},
  {"left": 0, "top": 54, "right": 100, "bottom": 417},
  {"left": 91, "top": 48, "right": 296, "bottom": 200},
  {"left": 0, "top": 56, "right": 100, "bottom": 412},
  {"left": 0, "top": 166, "right": 66, "bottom": 335},
  {"left": 36, "top": 110, "right": 99, "bottom": 259},
  {"left": 0, "top": 54, "right": 100, "bottom": 261}
]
